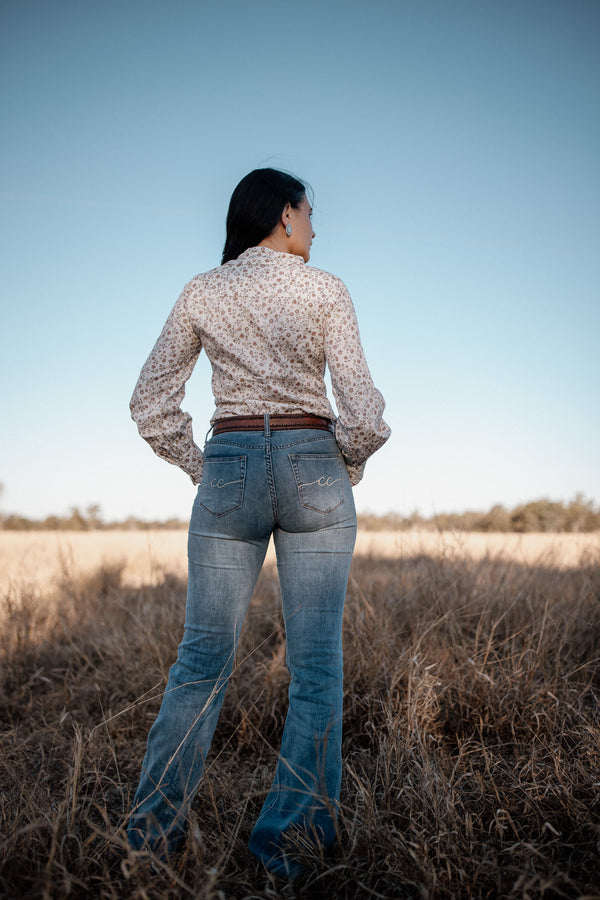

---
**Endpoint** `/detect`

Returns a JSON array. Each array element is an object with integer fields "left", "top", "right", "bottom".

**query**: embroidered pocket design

[
  {"left": 199, "top": 456, "right": 246, "bottom": 516},
  {"left": 289, "top": 454, "right": 345, "bottom": 513}
]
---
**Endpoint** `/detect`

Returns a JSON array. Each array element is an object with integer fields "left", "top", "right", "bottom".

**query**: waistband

[{"left": 212, "top": 414, "right": 334, "bottom": 435}]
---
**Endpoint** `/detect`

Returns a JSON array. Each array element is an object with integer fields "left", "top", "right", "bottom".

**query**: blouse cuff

[{"left": 345, "top": 461, "right": 366, "bottom": 486}]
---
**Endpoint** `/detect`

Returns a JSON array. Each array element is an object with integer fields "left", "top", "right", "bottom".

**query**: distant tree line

[
  {"left": 357, "top": 494, "right": 600, "bottom": 533},
  {"left": 0, "top": 494, "right": 599, "bottom": 533},
  {"left": 0, "top": 503, "right": 188, "bottom": 532}
]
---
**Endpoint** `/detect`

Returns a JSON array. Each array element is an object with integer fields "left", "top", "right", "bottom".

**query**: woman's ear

[{"left": 280, "top": 202, "right": 292, "bottom": 227}]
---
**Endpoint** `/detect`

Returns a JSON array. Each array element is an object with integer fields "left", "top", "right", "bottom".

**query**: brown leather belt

[{"left": 212, "top": 414, "right": 334, "bottom": 435}]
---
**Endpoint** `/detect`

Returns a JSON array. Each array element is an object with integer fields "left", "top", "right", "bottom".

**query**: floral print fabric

[{"left": 130, "top": 245, "right": 390, "bottom": 485}]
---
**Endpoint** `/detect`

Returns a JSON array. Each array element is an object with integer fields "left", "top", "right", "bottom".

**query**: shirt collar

[{"left": 237, "top": 245, "right": 305, "bottom": 265}]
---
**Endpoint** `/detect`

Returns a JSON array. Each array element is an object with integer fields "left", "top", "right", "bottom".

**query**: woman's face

[{"left": 286, "top": 195, "right": 315, "bottom": 262}]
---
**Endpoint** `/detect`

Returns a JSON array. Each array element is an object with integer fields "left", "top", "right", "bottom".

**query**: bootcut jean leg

[
  {"left": 128, "top": 426, "right": 357, "bottom": 874},
  {"left": 128, "top": 524, "right": 269, "bottom": 853},
  {"left": 248, "top": 499, "right": 356, "bottom": 876}
]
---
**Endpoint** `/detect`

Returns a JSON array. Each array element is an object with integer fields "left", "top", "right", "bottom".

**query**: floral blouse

[{"left": 130, "top": 245, "right": 390, "bottom": 485}]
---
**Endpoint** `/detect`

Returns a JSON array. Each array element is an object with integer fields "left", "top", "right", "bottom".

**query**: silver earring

[{"left": 285, "top": 223, "right": 292, "bottom": 236}]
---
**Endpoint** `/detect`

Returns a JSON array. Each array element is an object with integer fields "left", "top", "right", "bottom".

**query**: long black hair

[{"left": 221, "top": 168, "right": 310, "bottom": 264}]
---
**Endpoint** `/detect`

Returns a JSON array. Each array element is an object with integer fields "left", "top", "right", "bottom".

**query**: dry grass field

[
  {"left": 1, "top": 530, "right": 599, "bottom": 898},
  {"left": 1, "top": 529, "right": 597, "bottom": 593}
]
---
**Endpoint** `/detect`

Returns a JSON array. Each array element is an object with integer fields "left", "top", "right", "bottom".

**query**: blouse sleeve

[
  {"left": 324, "top": 281, "right": 391, "bottom": 485},
  {"left": 129, "top": 284, "right": 205, "bottom": 484}
]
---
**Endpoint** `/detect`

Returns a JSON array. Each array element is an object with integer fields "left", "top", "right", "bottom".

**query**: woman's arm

[
  {"left": 324, "top": 282, "right": 391, "bottom": 485},
  {"left": 130, "top": 284, "right": 204, "bottom": 483}
]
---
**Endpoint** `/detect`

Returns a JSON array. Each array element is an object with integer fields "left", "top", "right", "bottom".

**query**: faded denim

[{"left": 128, "top": 420, "right": 357, "bottom": 877}]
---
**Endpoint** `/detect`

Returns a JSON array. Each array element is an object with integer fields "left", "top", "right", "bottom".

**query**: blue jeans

[{"left": 128, "top": 421, "right": 357, "bottom": 877}]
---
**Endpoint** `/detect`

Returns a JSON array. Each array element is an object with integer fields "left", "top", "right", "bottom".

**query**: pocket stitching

[
  {"left": 289, "top": 454, "right": 345, "bottom": 514},
  {"left": 199, "top": 456, "right": 246, "bottom": 517}
]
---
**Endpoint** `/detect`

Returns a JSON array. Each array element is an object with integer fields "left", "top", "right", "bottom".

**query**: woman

[{"left": 128, "top": 168, "right": 390, "bottom": 877}]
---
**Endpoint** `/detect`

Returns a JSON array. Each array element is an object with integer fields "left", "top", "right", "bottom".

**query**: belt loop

[{"left": 264, "top": 413, "right": 270, "bottom": 438}]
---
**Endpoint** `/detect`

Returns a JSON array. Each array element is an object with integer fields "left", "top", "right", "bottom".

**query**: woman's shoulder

[
  {"left": 300, "top": 262, "right": 350, "bottom": 295},
  {"left": 181, "top": 254, "right": 350, "bottom": 303},
  {"left": 181, "top": 263, "right": 230, "bottom": 293}
]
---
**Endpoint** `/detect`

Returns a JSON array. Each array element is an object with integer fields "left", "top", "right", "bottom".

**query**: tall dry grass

[{"left": 0, "top": 539, "right": 599, "bottom": 898}]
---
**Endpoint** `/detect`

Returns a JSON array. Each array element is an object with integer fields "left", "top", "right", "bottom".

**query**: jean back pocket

[
  {"left": 198, "top": 456, "right": 246, "bottom": 516},
  {"left": 289, "top": 454, "right": 345, "bottom": 514}
]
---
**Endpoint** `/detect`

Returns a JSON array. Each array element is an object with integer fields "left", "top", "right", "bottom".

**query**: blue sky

[{"left": 1, "top": 0, "right": 598, "bottom": 521}]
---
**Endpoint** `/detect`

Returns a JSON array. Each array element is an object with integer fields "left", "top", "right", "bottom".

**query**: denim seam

[
  {"left": 207, "top": 433, "right": 333, "bottom": 451},
  {"left": 273, "top": 434, "right": 334, "bottom": 450},
  {"left": 208, "top": 438, "right": 264, "bottom": 449},
  {"left": 264, "top": 418, "right": 279, "bottom": 520}
]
